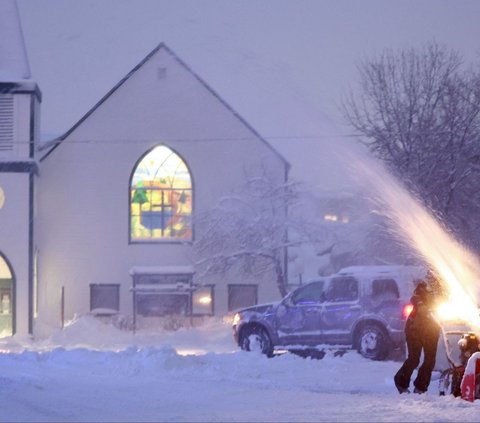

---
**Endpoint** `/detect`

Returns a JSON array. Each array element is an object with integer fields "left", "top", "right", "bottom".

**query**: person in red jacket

[{"left": 394, "top": 273, "right": 442, "bottom": 394}]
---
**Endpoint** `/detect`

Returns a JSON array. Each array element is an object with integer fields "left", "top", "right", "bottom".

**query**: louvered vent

[{"left": 0, "top": 95, "right": 14, "bottom": 152}]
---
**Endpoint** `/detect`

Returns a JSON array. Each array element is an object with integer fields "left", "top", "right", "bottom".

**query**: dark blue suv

[{"left": 232, "top": 265, "right": 425, "bottom": 360}]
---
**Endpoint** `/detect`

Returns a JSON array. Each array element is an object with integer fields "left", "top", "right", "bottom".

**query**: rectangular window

[
  {"left": 228, "top": 284, "right": 258, "bottom": 312},
  {"left": 135, "top": 293, "right": 190, "bottom": 317},
  {"left": 192, "top": 285, "right": 214, "bottom": 315},
  {"left": 371, "top": 279, "right": 400, "bottom": 300},
  {"left": 90, "top": 284, "right": 120, "bottom": 312},
  {"left": 131, "top": 271, "right": 194, "bottom": 322}
]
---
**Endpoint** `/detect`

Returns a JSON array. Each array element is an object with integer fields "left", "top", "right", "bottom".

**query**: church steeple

[
  {"left": 0, "top": 0, "right": 41, "bottom": 159},
  {"left": 0, "top": 0, "right": 31, "bottom": 81}
]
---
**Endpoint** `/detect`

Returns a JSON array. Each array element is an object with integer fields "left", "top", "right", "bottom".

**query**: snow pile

[
  {"left": 0, "top": 315, "right": 479, "bottom": 421},
  {"left": 33, "top": 314, "right": 237, "bottom": 355}
]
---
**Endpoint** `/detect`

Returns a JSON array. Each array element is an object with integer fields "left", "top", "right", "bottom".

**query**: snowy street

[
  {"left": 0, "top": 1, "right": 478, "bottom": 422},
  {"left": 0, "top": 316, "right": 478, "bottom": 422}
]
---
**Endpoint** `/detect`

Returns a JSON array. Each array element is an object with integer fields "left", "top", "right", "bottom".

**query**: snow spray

[{"left": 338, "top": 139, "right": 480, "bottom": 330}]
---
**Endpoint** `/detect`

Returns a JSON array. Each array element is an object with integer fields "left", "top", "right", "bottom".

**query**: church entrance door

[{"left": 0, "top": 254, "right": 14, "bottom": 337}]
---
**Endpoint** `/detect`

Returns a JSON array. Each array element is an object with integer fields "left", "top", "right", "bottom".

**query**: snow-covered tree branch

[
  {"left": 343, "top": 42, "right": 480, "bottom": 251},
  {"left": 192, "top": 176, "right": 328, "bottom": 297}
]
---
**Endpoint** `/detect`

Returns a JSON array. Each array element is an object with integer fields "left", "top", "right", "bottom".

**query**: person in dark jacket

[{"left": 394, "top": 273, "right": 442, "bottom": 394}]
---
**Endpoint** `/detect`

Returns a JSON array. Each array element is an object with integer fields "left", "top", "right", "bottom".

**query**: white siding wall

[
  {"left": 37, "top": 47, "right": 287, "bottom": 329},
  {"left": 0, "top": 173, "right": 30, "bottom": 335}
]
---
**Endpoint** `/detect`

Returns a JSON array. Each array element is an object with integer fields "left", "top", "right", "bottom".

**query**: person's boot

[
  {"left": 394, "top": 375, "right": 410, "bottom": 394},
  {"left": 413, "top": 387, "right": 426, "bottom": 394}
]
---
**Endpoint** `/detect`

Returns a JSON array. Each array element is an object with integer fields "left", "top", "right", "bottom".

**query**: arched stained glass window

[{"left": 130, "top": 145, "right": 192, "bottom": 241}]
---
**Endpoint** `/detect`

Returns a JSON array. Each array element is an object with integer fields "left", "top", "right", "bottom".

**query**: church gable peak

[{"left": 42, "top": 42, "right": 287, "bottom": 168}]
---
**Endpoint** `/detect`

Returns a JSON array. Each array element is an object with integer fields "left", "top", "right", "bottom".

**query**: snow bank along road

[{"left": 0, "top": 316, "right": 478, "bottom": 422}]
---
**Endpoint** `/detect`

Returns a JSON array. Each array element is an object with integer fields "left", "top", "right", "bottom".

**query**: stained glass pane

[{"left": 131, "top": 146, "right": 192, "bottom": 240}]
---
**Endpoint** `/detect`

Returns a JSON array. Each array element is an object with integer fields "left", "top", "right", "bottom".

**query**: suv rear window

[{"left": 371, "top": 278, "right": 399, "bottom": 300}]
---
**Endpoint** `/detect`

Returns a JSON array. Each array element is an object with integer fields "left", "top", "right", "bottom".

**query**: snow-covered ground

[{"left": 0, "top": 315, "right": 479, "bottom": 422}]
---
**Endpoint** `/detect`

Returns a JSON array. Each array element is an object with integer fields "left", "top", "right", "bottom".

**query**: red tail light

[{"left": 402, "top": 303, "right": 414, "bottom": 320}]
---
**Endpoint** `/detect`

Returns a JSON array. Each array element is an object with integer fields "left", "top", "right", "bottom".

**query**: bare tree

[
  {"left": 343, "top": 43, "right": 480, "bottom": 250},
  {"left": 193, "top": 176, "right": 328, "bottom": 297}
]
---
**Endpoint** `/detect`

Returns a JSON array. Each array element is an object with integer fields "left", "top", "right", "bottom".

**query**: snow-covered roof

[
  {"left": 337, "top": 264, "right": 426, "bottom": 278},
  {"left": 0, "top": 0, "right": 31, "bottom": 82},
  {"left": 129, "top": 265, "right": 195, "bottom": 276},
  {"left": 0, "top": 159, "right": 39, "bottom": 174},
  {"left": 131, "top": 283, "right": 193, "bottom": 293}
]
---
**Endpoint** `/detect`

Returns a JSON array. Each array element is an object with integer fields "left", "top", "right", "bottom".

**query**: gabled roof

[{"left": 40, "top": 43, "right": 289, "bottom": 170}]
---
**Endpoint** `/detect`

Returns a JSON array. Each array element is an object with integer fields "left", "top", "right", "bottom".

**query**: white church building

[{"left": 0, "top": 1, "right": 289, "bottom": 337}]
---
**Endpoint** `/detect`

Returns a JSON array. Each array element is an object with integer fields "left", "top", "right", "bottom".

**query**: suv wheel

[
  {"left": 239, "top": 325, "right": 273, "bottom": 357},
  {"left": 356, "top": 323, "right": 389, "bottom": 361}
]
